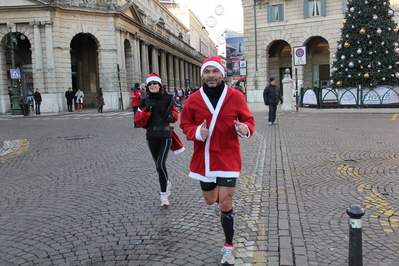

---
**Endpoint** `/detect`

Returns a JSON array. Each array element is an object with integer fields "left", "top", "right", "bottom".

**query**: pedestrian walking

[
  {"left": 96, "top": 88, "right": 105, "bottom": 113},
  {"left": 263, "top": 77, "right": 283, "bottom": 125},
  {"left": 140, "top": 83, "right": 147, "bottom": 99},
  {"left": 180, "top": 56, "right": 255, "bottom": 265},
  {"left": 33, "top": 88, "right": 42, "bottom": 115},
  {"left": 131, "top": 82, "right": 142, "bottom": 128},
  {"left": 134, "top": 72, "right": 184, "bottom": 206},
  {"left": 75, "top": 88, "right": 84, "bottom": 112},
  {"left": 65, "top": 87, "right": 74, "bottom": 112}
]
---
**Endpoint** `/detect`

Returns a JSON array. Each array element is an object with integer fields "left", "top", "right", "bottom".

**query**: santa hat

[
  {"left": 171, "top": 130, "right": 185, "bottom": 154},
  {"left": 146, "top": 72, "right": 162, "bottom": 85},
  {"left": 200, "top": 56, "right": 225, "bottom": 77}
]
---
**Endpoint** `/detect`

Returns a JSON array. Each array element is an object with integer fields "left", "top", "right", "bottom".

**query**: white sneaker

[
  {"left": 221, "top": 245, "right": 235, "bottom": 265},
  {"left": 213, "top": 202, "right": 221, "bottom": 216},
  {"left": 166, "top": 181, "right": 172, "bottom": 196},
  {"left": 160, "top": 193, "right": 170, "bottom": 206},
  {"left": 268, "top": 122, "right": 272, "bottom": 125},
  {"left": 273, "top": 121, "right": 278, "bottom": 125}
]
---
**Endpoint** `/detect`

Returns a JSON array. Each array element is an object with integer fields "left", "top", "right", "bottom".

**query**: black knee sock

[{"left": 221, "top": 208, "right": 235, "bottom": 246}]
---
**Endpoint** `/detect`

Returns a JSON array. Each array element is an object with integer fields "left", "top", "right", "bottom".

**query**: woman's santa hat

[
  {"left": 146, "top": 72, "right": 162, "bottom": 85},
  {"left": 200, "top": 56, "right": 225, "bottom": 77}
]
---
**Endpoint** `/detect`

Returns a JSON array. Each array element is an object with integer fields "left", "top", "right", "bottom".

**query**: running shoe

[
  {"left": 273, "top": 121, "right": 278, "bottom": 125},
  {"left": 268, "top": 122, "right": 272, "bottom": 125},
  {"left": 221, "top": 245, "right": 235, "bottom": 265},
  {"left": 213, "top": 202, "right": 221, "bottom": 216},
  {"left": 161, "top": 193, "right": 170, "bottom": 206}
]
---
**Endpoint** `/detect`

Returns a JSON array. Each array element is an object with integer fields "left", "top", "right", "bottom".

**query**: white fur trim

[
  {"left": 201, "top": 61, "right": 225, "bottom": 77},
  {"left": 146, "top": 76, "right": 162, "bottom": 84}
]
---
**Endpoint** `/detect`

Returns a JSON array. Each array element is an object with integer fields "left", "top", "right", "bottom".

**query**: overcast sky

[{"left": 175, "top": 0, "right": 243, "bottom": 46}]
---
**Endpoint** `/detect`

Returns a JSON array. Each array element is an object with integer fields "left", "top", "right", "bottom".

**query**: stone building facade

[
  {"left": 242, "top": 0, "right": 399, "bottom": 103},
  {"left": 0, "top": 0, "right": 211, "bottom": 114}
]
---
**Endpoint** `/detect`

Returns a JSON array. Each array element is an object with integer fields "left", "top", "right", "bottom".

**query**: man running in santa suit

[{"left": 180, "top": 56, "right": 255, "bottom": 265}]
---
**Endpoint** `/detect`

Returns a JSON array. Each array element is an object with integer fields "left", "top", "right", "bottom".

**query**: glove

[
  {"left": 166, "top": 113, "right": 174, "bottom": 122},
  {"left": 146, "top": 100, "right": 156, "bottom": 112}
]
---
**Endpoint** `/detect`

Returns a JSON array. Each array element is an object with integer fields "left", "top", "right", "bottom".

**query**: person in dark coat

[
  {"left": 65, "top": 87, "right": 74, "bottom": 112},
  {"left": 33, "top": 88, "right": 42, "bottom": 115},
  {"left": 96, "top": 88, "right": 105, "bottom": 113},
  {"left": 263, "top": 77, "right": 283, "bottom": 125}
]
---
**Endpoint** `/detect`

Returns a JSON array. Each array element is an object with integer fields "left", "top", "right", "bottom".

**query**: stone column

[
  {"left": 151, "top": 46, "right": 159, "bottom": 74},
  {"left": 160, "top": 50, "right": 167, "bottom": 89},
  {"left": 141, "top": 42, "right": 149, "bottom": 81},
  {"left": 44, "top": 22, "right": 55, "bottom": 93},
  {"left": 167, "top": 53, "right": 175, "bottom": 91},
  {"left": 282, "top": 68, "right": 294, "bottom": 112},
  {"left": 180, "top": 60, "right": 185, "bottom": 88},
  {"left": 133, "top": 37, "right": 141, "bottom": 83},
  {"left": 31, "top": 21, "right": 45, "bottom": 91},
  {"left": 174, "top": 56, "right": 180, "bottom": 88}
]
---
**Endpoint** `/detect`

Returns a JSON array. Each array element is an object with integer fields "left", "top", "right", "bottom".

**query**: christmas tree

[{"left": 330, "top": 0, "right": 399, "bottom": 88}]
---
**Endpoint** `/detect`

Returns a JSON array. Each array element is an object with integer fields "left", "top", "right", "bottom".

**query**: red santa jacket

[
  {"left": 180, "top": 85, "right": 255, "bottom": 182},
  {"left": 130, "top": 89, "right": 142, "bottom": 107}
]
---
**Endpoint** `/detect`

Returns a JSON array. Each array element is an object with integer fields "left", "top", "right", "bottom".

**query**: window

[
  {"left": 309, "top": 0, "right": 321, "bottom": 16},
  {"left": 303, "top": 0, "right": 326, "bottom": 18},
  {"left": 267, "top": 4, "right": 284, "bottom": 22}
]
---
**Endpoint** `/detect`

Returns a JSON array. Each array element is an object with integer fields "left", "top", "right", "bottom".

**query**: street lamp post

[{"left": 7, "top": 21, "right": 23, "bottom": 115}]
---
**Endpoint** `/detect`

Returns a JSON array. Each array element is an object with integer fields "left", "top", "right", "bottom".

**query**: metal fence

[{"left": 300, "top": 86, "right": 399, "bottom": 109}]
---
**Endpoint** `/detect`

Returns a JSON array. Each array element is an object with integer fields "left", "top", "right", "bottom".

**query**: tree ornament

[
  {"left": 396, "top": 48, "right": 399, "bottom": 53},
  {"left": 369, "top": 51, "right": 373, "bottom": 55},
  {"left": 360, "top": 66, "right": 364, "bottom": 69},
  {"left": 348, "top": 75, "right": 352, "bottom": 78},
  {"left": 344, "top": 42, "right": 350, "bottom": 48},
  {"left": 368, "top": 64, "right": 372, "bottom": 68},
  {"left": 369, "top": 41, "right": 373, "bottom": 45},
  {"left": 396, "top": 72, "right": 399, "bottom": 78},
  {"left": 332, "top": 54, "right": 337, "bottom": 59},
  {"left": 358, "top": 60, "right": 362, "bottom": 63},
  {"left": 352, "top": 25, "right": 355, "bottom": 29},
  {"left": 374, "top": 6, "right": 376, "bottom": 9},
  {"left": 357, "top": 48, "right": 362, "bottom": 54},
  {"left": 345, "top": 68, "right": 349, "bottom": 72},
  {"left": 382, "top": 77, "right": 386, "bottom": 81},
  {"left": 378, "top": 62, "right": 382, "bottom": 66},
  {"left": 394, "top": 42, "right": 399, "bottom": 47},
  {"left": 388, "top": 28, "right": 392, "bottom": 31},
  {"left": 373, "top": 14, "right": 378, "bottom": 20},
  {"left": 360, "top": 28, "right": 366, "bottom": 34},
  {"left": 381, "top": 41, "right": 385, "bottom": 45},
  {"left": 349, "top": 61, "right": 354, "bottom": 67},
  {"left": 389, "top": 65, "right": 392, "bottom": 69},
  {"left": 386, "top": 50, "right": 389, "bottom": 54},
  {"left": 336, "top": 81, "right": 343, "bottom": 86},
  {"left": 395, "top": 28, "right": 399, "bottom": 33},
  {"left": 343, "top": 19, "right": 347, "bottom": 24},
  {"left": 341, "top": 55, "right": 346, "bottom": 60},
  {"left": 337, "top": 44, "right": 342, "bottom": 49},
  {"left": 351, "top": 54, "right": 354, "bottom": 57},
  {"left": 388, "top": 10, "right": 394, "bottom": 16},
  {"left": 350, "top": 7, "right": 355, "bottom": 12},
  {"left": 377, "top": 28, "right": 382, "bottom": 34},
  {"left": 364, "top": 73, "right": 370, "bottom": 78}
]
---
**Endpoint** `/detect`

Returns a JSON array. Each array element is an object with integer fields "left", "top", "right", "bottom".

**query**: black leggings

[{"left": 147, "top": 138, "right": 172, "bottom": 193}]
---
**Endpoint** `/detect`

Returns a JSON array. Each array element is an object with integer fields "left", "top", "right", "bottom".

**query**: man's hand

[
  {"left": 200, "top": 120, "right": 208, "bottom": 140},
  {"left": 234, "top": 120, "right": 248, "bottom": 136}
]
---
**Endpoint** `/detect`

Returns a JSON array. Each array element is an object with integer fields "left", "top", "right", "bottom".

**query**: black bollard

[{"left": 346, "top": 205, "right": 365, "bottom": 266}]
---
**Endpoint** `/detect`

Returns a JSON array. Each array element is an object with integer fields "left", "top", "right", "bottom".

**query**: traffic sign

[
  {"left": 293, "top": 46, "right": 307, "bottom": 66},
  {"left": 10, "top": 69, "right": 21, "bottom": 80}
]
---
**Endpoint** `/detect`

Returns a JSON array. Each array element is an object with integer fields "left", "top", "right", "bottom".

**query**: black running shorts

[{"left": 200, "top": 177, "right": 237, "bottom": 191}]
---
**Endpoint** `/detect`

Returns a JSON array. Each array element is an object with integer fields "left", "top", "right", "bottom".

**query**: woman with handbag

[
  {"left": 134, "top": 72, "right": 183, "bottom": 206},
  {"left": 75, "top": 88, "right": 84, "bottom": 112}
]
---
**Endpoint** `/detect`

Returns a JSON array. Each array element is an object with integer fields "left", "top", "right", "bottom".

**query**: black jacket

[
  {"left": 139, "top": 92, "right": 173, "bottom": 140},
  {"left": 65, "top": 91, "right": 75, "bottom": 104},
  {"left": 263, "top": 84, "right": 283, "bottom": 105}
]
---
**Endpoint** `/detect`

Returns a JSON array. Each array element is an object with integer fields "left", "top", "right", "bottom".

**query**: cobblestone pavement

[{"left": 0, "top": 106, "right": 399, "bottom": 266}]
